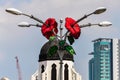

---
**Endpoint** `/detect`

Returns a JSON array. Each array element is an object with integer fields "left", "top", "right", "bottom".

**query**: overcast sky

[{"left": 0, "top": 0, "right": 120, "bottom": 80}]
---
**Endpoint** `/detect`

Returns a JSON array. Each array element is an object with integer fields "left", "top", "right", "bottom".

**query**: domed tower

[
  {"left": 31, "top": 39, "right": 82, "bottom": 80},
  {"left": 30, "top": 17, "right": 82, "bottom": 80}
]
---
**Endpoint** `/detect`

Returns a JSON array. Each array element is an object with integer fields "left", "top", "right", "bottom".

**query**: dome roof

[
  {"left": 38, "top": 40, "right": 74, "bottom": 62},
  {"left": 0, "top": 77, "right": 10, "bottom": 80}
]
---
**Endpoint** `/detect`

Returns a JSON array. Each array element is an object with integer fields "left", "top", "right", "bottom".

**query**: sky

[{"left": 0, "top": 0, "right": 120, "bottom": 80}]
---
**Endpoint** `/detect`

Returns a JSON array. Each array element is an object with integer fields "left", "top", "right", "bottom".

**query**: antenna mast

[{"left": 15, "top": 56, "right": 22, "bottom": 80}]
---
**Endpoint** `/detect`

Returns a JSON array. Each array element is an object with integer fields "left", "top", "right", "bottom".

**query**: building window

[
  {"left": 41, "top": 65, "right": 45, "bottom": 73},
  {"left": 51, "top": 64, "right": 57, "bottom": 80},
  {"left": 100, "top": 45, "right": 109, "bottom": 51},
  {"left": 105, "top": 59, "right": 109, "bottom": 61},
  {"left": 106, "top": 73, "right": 109, "bottom": 75},
  {"left": 100, "top": 62, "right": 104, "bottom": 64},
  {"left": 64, "top": 64, "right": 69, "bottom": 80},
  {"left": 101, "top": 66, "right": 104, "bottom": 68},
  {"left": 100, "top": 73, "right": 104, "bottom": 75},
  {"left": 100, "top": 76, "right": 104, "bottom": 78},
  {"left": 100, "top": 55, "right": 104, "bottom": 57},
  {"left": 36, "top": 76, "right": 38, "bottom": 80},
  {"left": 105, "top": 66, "right": 109, "bottom": 68},
  {"left": 105, "top": 76, "right": 109, "bottom": 79},
  {"left": 105, "top": 69, "right": 109, "bottom": 72}
]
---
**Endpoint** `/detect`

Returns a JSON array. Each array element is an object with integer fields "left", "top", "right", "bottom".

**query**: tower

[
  {"left": 31, "top": 40, "right": 82, "bottom": 80},
  {"left": 89, "top": 38, "right": 120, "bottom": 80}
]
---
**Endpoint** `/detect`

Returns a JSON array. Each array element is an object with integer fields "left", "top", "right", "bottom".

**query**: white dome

[{"left": 0, "top": 77, "right": 10, "bottom": 80}]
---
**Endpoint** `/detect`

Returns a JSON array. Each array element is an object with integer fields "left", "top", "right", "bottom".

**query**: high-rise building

[
  {"left": 89, "top": 38, "right": 120, "bottom": 80},
  {"left": 31, "top": 40, "right": 82, "bottom": 80}
]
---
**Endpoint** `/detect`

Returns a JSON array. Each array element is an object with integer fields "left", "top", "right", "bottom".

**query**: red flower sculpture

[
  {"left": 41, "top": 18, "right": 58, "bottom": 39},
  {"left": 65, "top": 17, "right": 81, "bottom": 39}
]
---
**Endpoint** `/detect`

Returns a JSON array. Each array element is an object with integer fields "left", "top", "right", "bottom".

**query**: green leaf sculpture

[
  {"left": 68, "top": 36, "right": 75, "bottom": 45},
  {"left": 48, "top": 45, "right": 58, "bottom": 57},
  {"left": 65, "top": 45, "right": 76, "bottom": 55}
]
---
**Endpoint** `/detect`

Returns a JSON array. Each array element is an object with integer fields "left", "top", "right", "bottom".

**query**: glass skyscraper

[{"left": 89, "top": 38, "right": 120, "bottom": 80}]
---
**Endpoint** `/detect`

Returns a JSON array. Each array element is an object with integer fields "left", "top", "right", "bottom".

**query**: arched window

[
  {"left": 51, "top": 64, "right": 57, "bottom": 80},
  {"left": 64, "top": 64, "right": 69, "bottom": 80},
  {"left": 36, "top": 76, "right": 38, "bottom": 80},
  {"left": 41, "top": 65, "right": 45, "bottom": 73}
]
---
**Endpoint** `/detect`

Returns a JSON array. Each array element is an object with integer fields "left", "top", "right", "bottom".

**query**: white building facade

[
  {"left": 31, "top": 40, "right": 82, "bottom": 80},
  {"left": 112, "top": 39, "right": 120, "bottom": 80}
]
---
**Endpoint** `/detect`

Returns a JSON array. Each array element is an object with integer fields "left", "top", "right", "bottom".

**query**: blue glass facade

[{"left": 89, "top": 38, "right": 112, "bottom": 80}]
